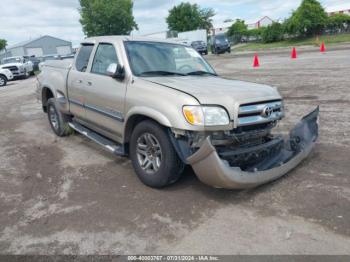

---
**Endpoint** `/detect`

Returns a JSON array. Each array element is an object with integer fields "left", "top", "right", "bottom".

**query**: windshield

[
  {"left": 2, "top": 57, "right": 21, "bottom": 64},
  {"left": 192, "top": 41, "right": 205, "bottom": 46},
  {"left": 125, "top": 41, "right": 216, "bottom": 77},
  {"left": 215, "top": 35, "right": 228, "bottom": 44}
]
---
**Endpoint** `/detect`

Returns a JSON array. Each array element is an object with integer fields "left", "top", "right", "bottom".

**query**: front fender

[
  {"left": 187, "top": 107, "right": 319, "bottom": 189},
  {"left": 125, "top": 106, "right": 172, "bottom": 127}
]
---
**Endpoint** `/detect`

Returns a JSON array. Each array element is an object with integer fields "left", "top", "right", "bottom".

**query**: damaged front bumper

[{"left": 187, "top": 107, "right": 319, "bottom": 189}]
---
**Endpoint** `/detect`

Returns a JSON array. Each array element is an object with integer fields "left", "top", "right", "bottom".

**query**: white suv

[
  {"left": 0, "top": 68, "right": 14, "bottom": 87},
  {"left": 0, "top": 56, "right": 34, "bottom": 79}
]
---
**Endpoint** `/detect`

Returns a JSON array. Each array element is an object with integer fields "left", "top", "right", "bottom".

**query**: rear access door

[{"left": 67, "top": 44, "right": 95, "bottom": 120}]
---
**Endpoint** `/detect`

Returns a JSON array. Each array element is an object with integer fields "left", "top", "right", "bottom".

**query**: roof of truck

[{"left": 82, "top": 35, "right": 185, "bottom": 45}]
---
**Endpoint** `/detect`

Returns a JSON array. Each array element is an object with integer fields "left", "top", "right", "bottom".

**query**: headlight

[{"left": 183, "top": 106, "right": 230, "bottom": 126}]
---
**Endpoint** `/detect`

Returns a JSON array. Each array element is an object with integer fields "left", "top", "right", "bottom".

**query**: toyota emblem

[{"left": 262, "top": 106, "right": 273, "bottom": 118}]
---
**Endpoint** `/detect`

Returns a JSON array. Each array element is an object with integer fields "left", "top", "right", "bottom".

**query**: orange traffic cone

[
  {"left": 253, "top": 54, "right": 260, "bottom": 67},
  {"left": 320, "top": 41, "right": 326, "bottom": 52},
  {"left": 291, "top": 47, "right": 297, "bottom": 59}
]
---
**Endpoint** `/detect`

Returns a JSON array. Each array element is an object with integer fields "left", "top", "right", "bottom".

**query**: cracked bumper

[{"left": 187, "top": 107, "right": 319, "bottom": 189}]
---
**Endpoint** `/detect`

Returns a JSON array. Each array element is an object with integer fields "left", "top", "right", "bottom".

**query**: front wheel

[
  {"left": 130, "top": 120, "right": 184, "bottom": 188},
  {"left": 0, "top": 75, "right": 7, "bottom": 87}
]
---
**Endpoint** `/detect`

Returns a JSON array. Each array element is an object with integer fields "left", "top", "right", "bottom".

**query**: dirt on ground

[{"left": 0, "top": 48, "right": 349, "bottom": 255}]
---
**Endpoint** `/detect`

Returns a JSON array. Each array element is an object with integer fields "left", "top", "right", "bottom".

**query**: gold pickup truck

[{"left": 37, "top": 36, "right": 319, "bottom": 189}]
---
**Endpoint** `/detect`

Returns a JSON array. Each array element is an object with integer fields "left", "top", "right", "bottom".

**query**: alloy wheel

[
  {"left": 136, "top": 133, "right": 162, "bottom": 174},
  {"left": 48, "top": 105, "right": 59, "bottom": 131}
]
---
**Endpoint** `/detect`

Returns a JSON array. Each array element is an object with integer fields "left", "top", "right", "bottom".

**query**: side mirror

[{"left": 107, "top": 63, "right": 125, "bottom": 80}]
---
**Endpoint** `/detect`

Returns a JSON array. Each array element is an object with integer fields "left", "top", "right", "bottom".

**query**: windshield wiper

[
  {"left": 185, "top": 71, "right": 217, "bottom": 76},
  {"left": 139, "top": 71, "right": 186, "bottom": 76}
]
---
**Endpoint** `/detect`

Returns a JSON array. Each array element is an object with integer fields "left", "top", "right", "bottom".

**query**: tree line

[
  {"left": 1, "top": 0, "right": 349, "bottom": 53},
  {"left": 227, "top": 0, "right": 350, "bottom": 44}
]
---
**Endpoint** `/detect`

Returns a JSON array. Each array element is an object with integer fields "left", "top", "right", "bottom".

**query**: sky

[{"left": 0, "top": 0, "right": 349, "bottom": 47}]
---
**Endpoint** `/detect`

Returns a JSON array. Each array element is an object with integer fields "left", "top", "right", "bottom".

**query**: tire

[
  {"left": 47, "top": 98, "right": 73, "bottom": 137},
  {"left": 130, "top": 120, "right": 185, "bottom": 188},
  {"left": 21, "top": 70, "right": 28, "bottom": 80},
  {"left": 0, "top": 75, "right": 7, "bottom": 87}
]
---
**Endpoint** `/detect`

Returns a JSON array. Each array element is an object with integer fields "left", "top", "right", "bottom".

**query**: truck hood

[
  {"left": 0, "top": 63, "right": 22, "bottom": 68},
  {"left": 143, "top": 76, "right": 282, "bottom": 119}
]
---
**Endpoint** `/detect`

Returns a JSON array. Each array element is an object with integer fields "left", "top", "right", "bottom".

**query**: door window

[
  {"left": 75, "top": 44, "right": 94, "bottom": 72},
  {"left": 91, "top": 43, "right": 119, "bottom": 75}
]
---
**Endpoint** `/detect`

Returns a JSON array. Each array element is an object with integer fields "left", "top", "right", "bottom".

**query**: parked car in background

[
  {"left": 0, "top": 56, "right": 34, "bottom": 78},
  {"left": 25, "top": 56, "right": 41, "bottom": 72},
  {"left": 37, "top": 36, "right": 319, "bottom": 190},
  {"left": 0, "top": 68, "right": 14, "bottom": 87},
  {"left": 211, "top": 34, "right": 231, "bottom": 54},
  {"left": 191, "top": 41, "right": 208, "bottom": 55}
]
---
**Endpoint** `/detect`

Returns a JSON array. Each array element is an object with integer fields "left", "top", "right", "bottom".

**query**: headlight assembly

[{"left": 183, "top": 105, "right": 230, "bottom": 126}]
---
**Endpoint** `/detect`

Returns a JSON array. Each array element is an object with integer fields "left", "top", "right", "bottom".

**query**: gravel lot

[{"left": 0, "top": 48, "right": 349, "bottom": 255}]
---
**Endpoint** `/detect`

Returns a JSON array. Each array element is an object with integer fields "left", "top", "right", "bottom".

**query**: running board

[{"left": 68, "top": 121, "right": 126, "bottom": 156}]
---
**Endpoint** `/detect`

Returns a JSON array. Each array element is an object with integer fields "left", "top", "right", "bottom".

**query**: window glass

[
  {"left": 75, "top": 44, "right": 94, "bottom": 72},
  {"left": 91, "top": 43, "right": 118, "bottom": 75},
  {"left": 125, "top": 41, "right": 216, "bottom": 76}
]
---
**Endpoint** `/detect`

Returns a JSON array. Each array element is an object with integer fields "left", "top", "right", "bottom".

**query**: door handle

[
  {"left": 87, "top": 81, "right": 92, "bottom": 86},
  {"left": 77, "top": 80, "right": 83, "bottom": 84}
]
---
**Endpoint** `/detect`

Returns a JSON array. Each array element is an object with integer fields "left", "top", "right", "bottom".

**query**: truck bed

[
  {"left": 39, "top": 60, "right": 72, "bottom": 101},
  {"left": 43, "top": 59, "right": 73, "bottom": 69}
]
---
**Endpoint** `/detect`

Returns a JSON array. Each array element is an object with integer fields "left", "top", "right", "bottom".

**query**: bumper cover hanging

[{"left": 187, "top": 107, "right": 319, "bottom": 189}]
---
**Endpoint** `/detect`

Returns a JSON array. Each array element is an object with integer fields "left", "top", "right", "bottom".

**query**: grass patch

[{"left": 235, "top": 34, "right": 350, "bottom": 51}]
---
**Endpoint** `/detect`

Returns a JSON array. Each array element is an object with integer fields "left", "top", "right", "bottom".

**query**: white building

[
  {"left": 327, "top": 7, "right": 350, "bottom": 16},
  {"left": 143, "top": 29, "right": 207, "bottom": 45},
  {"left": 0, "top": 35, "right": 72, "bottom": 60},
  {"left": 142, "top": 31, "right": 168, "bottom": 39},
  {"left": 212, "top": 21, "right": 235, "bottom": 35},
  {"left": 247, "top": 16, "right": 274, "bottom": 30},
  {"left": 212, "top": 16, "right": 274, "bottom": 35}
]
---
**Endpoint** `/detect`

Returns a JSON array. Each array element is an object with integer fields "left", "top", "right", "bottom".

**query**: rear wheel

[
  {"left": 130, "top": 120, "right": 184, "bottom": 188},
  {"left": 47, "top": 98, "right": 73, "bottom": 137},
  {"left": 0, "top": 75, "right": 7, "bottom": 87}
]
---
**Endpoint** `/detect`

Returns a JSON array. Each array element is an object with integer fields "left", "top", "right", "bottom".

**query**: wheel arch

[
  {"left": 123, "top": 108, "right": 172, "bottom": 145},
  {"left": 41, "top": 86, "right": 55, "bottom": 112},
  {"left": 0, "top": 74, "right": 7, "bottom": 80},
  {"left": 0, "top": 74, "right": 8, "bottom": 86}
]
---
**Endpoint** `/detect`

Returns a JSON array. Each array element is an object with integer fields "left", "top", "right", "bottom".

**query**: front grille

[
  {"left": 238, "top": 100, "right": 284, "bottom": 127},
  {"left": 3, "top": 66, "right": 19, "bottom": 73},
  {"left": 217, "top": 136, "right": 284, "bottom": 170}
]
